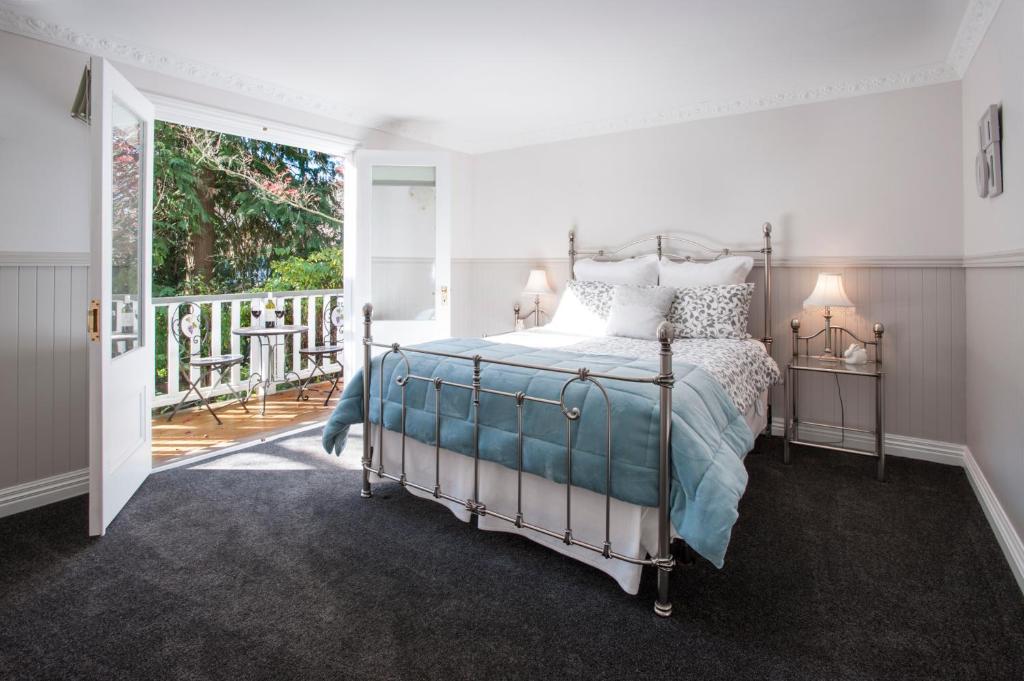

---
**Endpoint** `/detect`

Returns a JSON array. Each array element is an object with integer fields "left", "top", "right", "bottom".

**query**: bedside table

[{"left": 784, "top": 319, "right": 887, "bottom": 480}]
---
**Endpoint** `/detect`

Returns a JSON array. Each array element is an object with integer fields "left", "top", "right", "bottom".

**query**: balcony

[{"left": 150, "top": 288, "right": 344, "bottom": 465}]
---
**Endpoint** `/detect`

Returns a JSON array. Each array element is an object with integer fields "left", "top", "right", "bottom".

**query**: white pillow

[
  {"left": 547, "top": 280, "right": 614, "bottom": 336},
  {"left": 604, "top": 285, "right": 676, "bottom": 340},
  {"left": 574, "top": 254, "right": 659, "bottom": 285},
  {"left": 658, "top": 255, "right": 753, "bottom": 288}
]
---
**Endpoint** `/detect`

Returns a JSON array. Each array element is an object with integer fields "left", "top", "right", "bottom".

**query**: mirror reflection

[{"left": 370, "top": 165, "right": 436, "bottom": 321}]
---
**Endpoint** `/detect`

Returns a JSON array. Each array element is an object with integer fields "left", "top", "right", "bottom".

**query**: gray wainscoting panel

[
  {"left": 0, "top": 264, "right": 89, "bottom": 488},
  {"left": 454, "top": 261, "right": 966, "bottom": 444},
  {"left": 753, "top": 266, "right": 967, "bottom": 444},
  {"left": 0, "top": 259, "right": 967, "bottom": 495},
  {"left": 965, "top": 267, "right": 1024, "bottom": 540}
]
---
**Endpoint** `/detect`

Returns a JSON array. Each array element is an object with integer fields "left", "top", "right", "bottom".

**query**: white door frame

[
  {"left": 144, "top": 94, "right": 359, "bottom": 159},
  {"left": 143, "top": 94, "right": 357, "bottom": 465}
]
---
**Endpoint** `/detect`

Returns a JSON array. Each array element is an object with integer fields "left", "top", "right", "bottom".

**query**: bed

[{"left": 323, "top": 225, "right": 780, "bottom": 616}]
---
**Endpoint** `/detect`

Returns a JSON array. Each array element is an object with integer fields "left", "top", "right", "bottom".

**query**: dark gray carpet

[{"left": 1, "top": 432, "right": 1022, "bottom": 681}]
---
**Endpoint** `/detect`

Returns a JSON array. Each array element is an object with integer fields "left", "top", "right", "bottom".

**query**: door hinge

[{"left": 87, "top": 299, "right": 100, "bottom": 342}]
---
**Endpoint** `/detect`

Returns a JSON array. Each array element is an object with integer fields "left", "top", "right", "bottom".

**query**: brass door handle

[
  {"left": 440, "top": 286, "right": 449, "bottom": 304},
  {"left": 87, "top": 299, "right": 100, "bottom": 342}
]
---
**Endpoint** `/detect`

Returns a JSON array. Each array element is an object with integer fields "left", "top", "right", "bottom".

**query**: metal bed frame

[{"left": 358, "top": 223, "right": 774, "bottom": 616}]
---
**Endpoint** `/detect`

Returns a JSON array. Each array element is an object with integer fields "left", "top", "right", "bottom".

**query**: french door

[
  {"left": 344, "top": 150, "right": 452, "bottom": 372},
  {"left": 87, "top": 58, "right": 155, "bottom": 535}
]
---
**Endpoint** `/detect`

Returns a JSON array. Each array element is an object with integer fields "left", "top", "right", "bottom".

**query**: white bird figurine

[{"left": 843, "top": 343, "right": 868, "bottom": 365}]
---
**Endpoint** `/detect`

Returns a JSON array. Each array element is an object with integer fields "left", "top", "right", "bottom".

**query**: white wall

[
  {"left": 961, "top": 0, "right": 1024, "bottom": 549},
  {"left": 961, "top": 0, "right": 1023, "bottom": 258},
  {"left": 471, "top": 82, "right": 963, "bottom": 261},
  {"left": 0, "top": 32, "right": 91, "bottom": 253}
]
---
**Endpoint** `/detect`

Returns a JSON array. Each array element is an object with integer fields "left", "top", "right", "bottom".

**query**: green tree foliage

[
  {"left": 257, "top": 247, "right": 344, "bottom": 292},
  {"left": 152, "top": 122, "right": 344, "bottom": 296}
]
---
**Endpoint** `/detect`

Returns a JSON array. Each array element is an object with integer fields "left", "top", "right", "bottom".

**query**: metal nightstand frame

[{"left": 784, "top": 319, "right": 887, "bottom": 480}]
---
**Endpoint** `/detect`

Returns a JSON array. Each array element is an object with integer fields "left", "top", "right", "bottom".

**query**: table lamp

[
  {"left": 803, "top": 272, "right": 854, "bottom": 360},
  {"left": 519, "top": 269, "right": 553, "bottom": 327}
]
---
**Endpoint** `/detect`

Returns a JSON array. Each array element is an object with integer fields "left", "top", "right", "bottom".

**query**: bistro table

[{"left": 232, "top": 324, "right": 309, "bottom": 415}]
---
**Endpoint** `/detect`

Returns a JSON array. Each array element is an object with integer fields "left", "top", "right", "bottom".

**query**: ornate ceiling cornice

[
  {"left": 0, "top": 6, "right": 381, "bottom": 131},
  {"left": 0, "top": 0, "right": 1003, "bottom": 154},
  {"left": 947, "top": 0, "right": 1003, "bottom": 76}
]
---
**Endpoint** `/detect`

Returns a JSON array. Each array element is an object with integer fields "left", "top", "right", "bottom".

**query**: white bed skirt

[{"left": 366, "top": 391, "right": 767, "bottom": 594}]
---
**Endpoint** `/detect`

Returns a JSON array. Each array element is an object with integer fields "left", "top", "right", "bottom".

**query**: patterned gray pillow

[{"left": 667, "top": 283, "right": 754, "bottom": 339}]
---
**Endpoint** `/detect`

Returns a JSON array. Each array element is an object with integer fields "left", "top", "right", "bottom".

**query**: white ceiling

[{"left": 0, "top": 0, "right": 1001, "bottom": 153}]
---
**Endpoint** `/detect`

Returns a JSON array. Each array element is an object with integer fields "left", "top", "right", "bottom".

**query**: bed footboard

[{"left": 358, "top": 303, "right": 677, "bottom": 616}]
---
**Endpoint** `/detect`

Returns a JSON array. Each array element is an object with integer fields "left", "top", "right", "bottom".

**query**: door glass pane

[
  {"left": 110, "top": 99, "right": 144, "bottom": 358},
  {"left": 370, "top": 165, "right": 436, "bottom": 321}
]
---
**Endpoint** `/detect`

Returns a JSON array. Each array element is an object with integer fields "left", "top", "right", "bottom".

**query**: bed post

[
  {"left": 568, "top": 229, "right": 576, "bottom": 280},
  {"left": 361, "top": 303, "right": 373, "bottom": 499},
  {"left": 762, "top": 222, "right": 773, "bottom": 352},
  {"left": 761, "top": 222, "right": 774, "bottom": 447},
  {"left": 654, "top": 321, "right": 675, "bottom": 617}
]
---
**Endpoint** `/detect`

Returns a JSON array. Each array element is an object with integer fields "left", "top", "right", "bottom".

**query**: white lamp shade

[
  {"left": 522, "top": 269, "right": 553, "bottom": 295},
  {"left": 803, "top": 273, "right": 854, "bottom": 309}
]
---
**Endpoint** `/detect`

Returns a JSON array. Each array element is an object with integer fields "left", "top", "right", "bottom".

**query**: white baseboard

[
  {"left": 769, "top": 418, "right": 965, "bottom": 466},
  {"left": 0, "top": 469, "right": 89, "bottom": 520},
  {"left": 962, "top": 447, "right": 1024, "bottom": 594}
]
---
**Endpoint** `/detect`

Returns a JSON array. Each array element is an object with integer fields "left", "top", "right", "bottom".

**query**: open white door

[
  {"left": 87, "top": 58, "right": 155, "bottom": 536},
  {"left": 344, "top": 150, "right": 451, "bottom": 372}
]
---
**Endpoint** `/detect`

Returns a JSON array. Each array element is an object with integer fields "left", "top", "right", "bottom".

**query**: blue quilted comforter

[{"left": 322, "top": 338, "right": 753, "bottom": 567}]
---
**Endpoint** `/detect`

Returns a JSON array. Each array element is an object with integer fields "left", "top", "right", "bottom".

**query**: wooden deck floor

[{"left": 152, "top": 381, "right": 340, "bottom": 466}]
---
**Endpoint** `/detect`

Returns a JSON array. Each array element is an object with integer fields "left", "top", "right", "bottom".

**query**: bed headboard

[{"left": 568, "top": 223, "right": 774, "bottom": 357}]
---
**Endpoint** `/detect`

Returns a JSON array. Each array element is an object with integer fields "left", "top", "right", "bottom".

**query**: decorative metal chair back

[
  {"left": 170, "top": 302, "right": 207, "bottom": 352},
  {"left": 295, "top": 303, "right": 344, "bottom": 406},
  {"left": 164, "top": 301, "right": 248, "bottom": 425},
  {"left": 324, "top": 304, "right": 343, "bottom": 343}
]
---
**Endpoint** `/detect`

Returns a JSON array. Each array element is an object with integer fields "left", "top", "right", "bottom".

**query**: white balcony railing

[{"left": 151, "top": 289, "right": 343, "bottom": 410}]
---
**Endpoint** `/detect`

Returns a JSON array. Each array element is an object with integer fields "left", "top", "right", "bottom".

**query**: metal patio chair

[
  {"left": 297, "top": 304, "right": 344, "bottom": 405},
  {"left": 166, "top": 302, "right": 248, "bottom": 424}
]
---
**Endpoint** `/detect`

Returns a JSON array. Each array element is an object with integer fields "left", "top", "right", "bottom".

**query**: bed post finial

[
  {"left": 569, "top": 229, "right": 576, "bottom": 280},
  {"left": 656, "top": 321, "right": 673, "bottom": 345},
  {"left": 654, "top": 319, "right": 675, "bottom": 617},
  {"left": 873, "top": 322, "right": 885, "bottom": 365},
  {"left": 656, "top": 235, "right": 663, "bottom": 260},
  {"left": 361, "top": 302, "right": 374, "bottom": 499}
]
